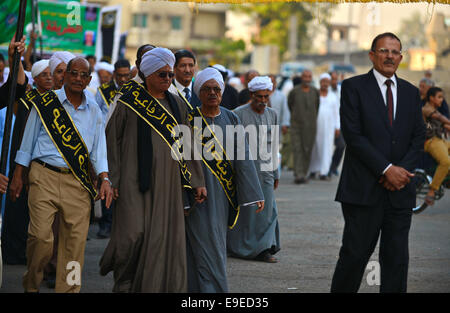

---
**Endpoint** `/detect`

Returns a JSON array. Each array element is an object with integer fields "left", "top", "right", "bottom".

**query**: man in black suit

[
  {"left": 171, "top": 49, "right": 201, "bottom": 108},
  {"left": 331, "top": 33, "right": 425, "bottom": 293}
]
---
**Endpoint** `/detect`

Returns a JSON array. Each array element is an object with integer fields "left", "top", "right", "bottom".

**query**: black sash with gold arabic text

[
  {"left": 117, "top": 81, "right": 193, "bottom": 189},
  {"left": 29, "top": 91, "right": 97, "bottom": 199},
  {"left": 98, "top": 81, "right": 118, "bottom": 107},
  {"left": 20, "top": 88, "right": 40, "bottom": 111},
  {"left": 188, "top": 107, "right": 239, "bottom": 229},
  {"left": 176, "top": 88, "right": 194, "bottom": 111}
]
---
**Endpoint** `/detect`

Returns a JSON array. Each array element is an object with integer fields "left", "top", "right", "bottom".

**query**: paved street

[{"left": 1, "top": 169, "right": 449, "bottom": 293}]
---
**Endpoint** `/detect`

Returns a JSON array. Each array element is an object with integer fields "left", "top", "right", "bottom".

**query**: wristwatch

[{"left": 102, "top": 177, "right": 112, "bottom": 186}]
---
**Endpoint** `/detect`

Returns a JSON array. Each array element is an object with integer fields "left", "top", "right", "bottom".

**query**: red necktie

[{"left": 385, "top": 79, "right": 393, "bottom": 126}]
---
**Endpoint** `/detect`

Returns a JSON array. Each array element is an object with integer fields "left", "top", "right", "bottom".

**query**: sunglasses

[{"left": 156, "top": 71, "right": 175, "bottom": 78}]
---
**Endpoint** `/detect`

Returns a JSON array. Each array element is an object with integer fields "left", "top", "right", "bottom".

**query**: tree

[
  {"left": 210, "top": 37, "right": 246, "bottom": 69},
  {"left": 397, "top": 11, "right": 428, "bottom": 50},
  {"left": 232, "top": 2, "right": 335, "bottom": 59}
]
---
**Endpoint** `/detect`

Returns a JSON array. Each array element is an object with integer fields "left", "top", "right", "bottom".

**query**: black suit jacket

[
  {"left": 335, "top": 70, "right": 425, "bottom": 208},
  {"left": 220, "top": 84, "right": 239, "bottom": 111},
  {"left": 0, "top": 75, "right": 29, "bottom": 174}
]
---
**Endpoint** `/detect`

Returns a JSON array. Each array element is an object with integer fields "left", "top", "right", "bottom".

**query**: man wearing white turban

[
  {"left": 308, "top": 73, "right": 340, "bottom": 180},
  {"left": 184, "top": 68, "right": 264, "bottom": 292},
  {"left": 49, "top": 51, "right": 75, "bottom": 90},
  {"left": 228, "top": 76, "right": 281, "bottom": 264},
  {"left": 96, "top": 61, "right": 114, "bottom": 85},
  {"left": 100, "top": 46, "right": 206, "bottom": 292},
  {"left": 31, "top": 60, "right": 53, "bottom": 93},
  {"left": 193, "top": 67, "right": 225, "bottom": 97}
]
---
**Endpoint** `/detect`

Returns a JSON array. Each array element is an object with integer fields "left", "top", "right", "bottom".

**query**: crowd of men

[
  {"left": 0, "top": 30, "right": 448, "bottom": 293},
  {"left": 0, "top": 33, "right": 281, "bottom": 293}
]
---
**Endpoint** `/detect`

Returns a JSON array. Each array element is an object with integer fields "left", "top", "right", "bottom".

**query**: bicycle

[{"left": 412, "top": 152, "right": 450, "bottom": 214}]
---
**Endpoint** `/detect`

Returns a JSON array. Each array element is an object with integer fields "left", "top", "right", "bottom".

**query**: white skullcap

[
  {"left": 96, "top": 61, "right": 114, "bottom": 74},
  {"left": 248, "top": 76, "right": 273, "bottom": 92},
  {"left": 319, "top": 73, "right": 332, "bottom": 81},
  {"left": 140, "top": 47, "right": 175, "bottom": 77},
  {"left": 212, "top": 64, "right": 227, "bottom": 74},
  {"left": 31, "top": 60, "right": 50, "bottom": 78},
  {"left": 228, "top": 77, "right": 241, "bottom": 86},
  {"left": 49, "top": 51, "right": 75, "bottom": 75},
  {"left": 193, "top": 67, "right": 225, "bottom": 96}
]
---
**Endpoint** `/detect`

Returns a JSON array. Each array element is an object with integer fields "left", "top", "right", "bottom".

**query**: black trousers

[
  {"left": 1, "top": 188, "right": 29, "bottom": 265},
  {"left": 329, "top": 134, "right": 346, "bottom": 174},
  {"left": 99, "top": 199, "right": 114, "bottom": 232},
  {"left": 331, "top": 194, "right": 412, "bottom": 293}
]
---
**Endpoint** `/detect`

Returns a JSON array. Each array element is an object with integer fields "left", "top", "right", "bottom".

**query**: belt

[{"left": 33, "top": 159, "right": 71, "bottom": 174}]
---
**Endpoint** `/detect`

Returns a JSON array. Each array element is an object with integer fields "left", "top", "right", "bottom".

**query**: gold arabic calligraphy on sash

[
  {"left": 20, "top": 89, "right": 41, "bottom": 111},
  {"left": 29, "top": 90, "right": 97, "bottom": 198},
  {"left": 188, "top": 107, "right": 239, "bottom": 229},
  {"left": 98, "top": 82, "right": 118, "bottom": 108},
  {"left": 117, "top": 81, "right": 193, "bottom": 188}
]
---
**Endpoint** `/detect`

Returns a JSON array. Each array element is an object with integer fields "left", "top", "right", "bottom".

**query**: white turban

[
  {"left": 319, "top": 73, "right": 332, "bottom": 81},
  {"left": 228, "top": 77, "right": 241, "bottom": 86},
  {"left": 49, "top": 51, "right": 75, "bottom": 75},
  {"left": 31, "top": 60, "right": 50, "bottom": 78},
  {"left": 193, "top": 67, "right": 225, "bottom": 96},
  {"left": 212, "top": 64, "right": 227, "bottom": 74},
  {"left": 248, "top": 76, "right": 273, "bottom": 92},
  {"left": 140, "top": 47, "right": 175, "bottom": 77},
  {"left": 96, "top": 61, "right": 114, "bottom": 74}
]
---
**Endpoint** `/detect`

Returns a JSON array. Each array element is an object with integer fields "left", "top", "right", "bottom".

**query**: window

[
  {"left": 133, "top": 13, "right": 147, "bottom": 28},
  {"left": 170, "top": 16, "right": 182, "bottom": 31}
]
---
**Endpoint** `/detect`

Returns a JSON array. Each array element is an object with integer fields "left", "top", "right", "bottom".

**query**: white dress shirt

[
  {"left": 372, "top": 68, "right": 398, "bottom": 175},
  {"left": 172, "top": 79, "right": 192, "bottom": 98},
  {"left": 373, "top": 68, "right": 398, "bottom": 120}
]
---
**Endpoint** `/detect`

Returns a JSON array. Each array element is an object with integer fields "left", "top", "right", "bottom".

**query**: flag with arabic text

[{"left": 38, "top": 0, "right": 99, "bottom": 55}]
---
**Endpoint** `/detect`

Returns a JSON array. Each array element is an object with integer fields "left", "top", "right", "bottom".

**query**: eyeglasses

[
  {"left": 156, "top": 71, "right": 175, "bottom": 78},
  {"left": 200, "top": 86, "right": 222, "bottom": 94},
  {"left": 67, "top": 70, "right": 90, "bottom": 79},
  {"left": 373, "top": 48, "right": 402, "bottom": 57}
]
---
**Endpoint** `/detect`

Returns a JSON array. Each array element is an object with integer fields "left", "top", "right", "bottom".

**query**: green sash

[
  {"left": 188, "top": 107, "right": 239, "bottom": 229},
  {"left": 98, "top": 81, "right": 117, "bottom": 107},
  {"left": 117, "top": 81, "right": 193, "bottom": 189},
  {"left": 29, "top": 91, "right": 98, "bottom": 198}
]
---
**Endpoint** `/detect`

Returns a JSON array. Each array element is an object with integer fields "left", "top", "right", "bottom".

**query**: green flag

[
  {"left": 0, "top": 0, "right": 32, "bottom": 45},
  {"left": 38, "top": 0, "right": 98, "bottom": 55}
]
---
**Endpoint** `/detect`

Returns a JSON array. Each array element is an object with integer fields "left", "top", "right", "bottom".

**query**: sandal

[
  {"left": 255, "top": 252, "right": 278, "bottom": 263},
  {"left": 425, "top": 195, "right": 435, "bottom": 206}
]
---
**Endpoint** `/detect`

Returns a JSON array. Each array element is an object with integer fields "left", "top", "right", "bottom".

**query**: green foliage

[
  {"left": 211, "top": 37, "right": 246, "bottom": 68},
  {"left": 397, "top": 11, "right": 428, "bottom": 50},
  {"left": 232, "top": 2, "right": 335, "bottom": 58}
]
